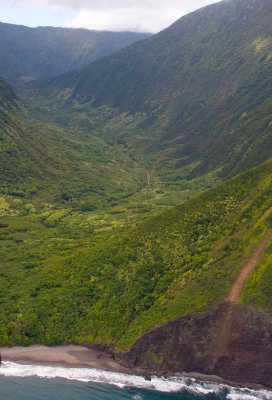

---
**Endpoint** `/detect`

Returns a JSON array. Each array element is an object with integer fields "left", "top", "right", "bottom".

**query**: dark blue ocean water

[
  {"left": 0, "top": 362, "right": 271, "bottom": 400},
  {"left": 0, "top": 377, "right": 197, "bottom": 400}
]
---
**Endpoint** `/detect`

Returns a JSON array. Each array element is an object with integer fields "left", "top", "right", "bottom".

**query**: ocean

[{"left": 0, "top": 362, "right": 271, "bottom": 400}]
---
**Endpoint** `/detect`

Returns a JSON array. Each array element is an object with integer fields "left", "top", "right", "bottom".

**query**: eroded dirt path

[
  {"left": 227, "top": 230, "right": 272, "bottom": 303},
  {"left": 212, "top": 230, "right": 272, "bottom": 363}
]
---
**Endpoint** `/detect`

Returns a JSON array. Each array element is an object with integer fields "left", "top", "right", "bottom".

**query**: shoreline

[
  {"left": 0, "top": 345, "right": 271, "bottom": 393},
  {"left": 0, "top": 345, "right": 130, "bottom": 374}
]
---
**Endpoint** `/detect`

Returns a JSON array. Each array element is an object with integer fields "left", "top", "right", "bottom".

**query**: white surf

[{"left": 0, "top": 361, "right": 271, "bottom": 399}]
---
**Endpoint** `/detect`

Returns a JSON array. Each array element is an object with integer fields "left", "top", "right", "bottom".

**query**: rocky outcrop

[{"left": 116, "top": 303, "right": 272, "bottom": 388}]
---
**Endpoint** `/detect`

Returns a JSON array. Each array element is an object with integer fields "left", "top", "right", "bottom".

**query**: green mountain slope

[
  {"left": 45, "top": 0, "right": 272, "bottom": 179},
  {"left": 1, "top": 0, "right": 272, "bottom": 375},
  {"left": 0, "top": 77, "right": 40, "bottom": 191},
  {"left": 0, "top": 77, "right": 19, "bottom": 110},
  {"left": 0, "top": 159, "right": 271, "bottom": 348},
  {"left": 0, "top": 22, "right": 150, "bottom": 85},
  {"left": 0, "top": 77, "right": 145, "bottom": 206}
]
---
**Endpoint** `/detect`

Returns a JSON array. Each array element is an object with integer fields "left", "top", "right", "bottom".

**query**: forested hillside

[
  {"left": 0, "top": 160, "right": 271, "bottom": 348},
  {"left": 41, "top": 0, "right": 272, "bottom": 179},
  {"left": 0, "top": 22, "right": 150, "bottom": 85},
  {"left": 0, "top": 0, "right": 272, "bottom": 376},
  {"left": 0, "top": 76, "right": 145, "bottom": 204}
]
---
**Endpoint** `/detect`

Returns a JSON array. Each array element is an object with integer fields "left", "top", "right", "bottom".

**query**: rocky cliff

[{"left": 116, "top": 303, "right": 272, "bottom": 388}]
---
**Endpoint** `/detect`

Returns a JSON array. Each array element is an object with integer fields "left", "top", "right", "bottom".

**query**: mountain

[
  {"left": 0, "top": 22, "right": 150, "bottom": 85},
  {"left": 1, "top": 159, "right": 271, "bottom": 386},
  {"left": 0, "top": 76, "right": 145, "bottom": 204},
  {"left": 46, "top": 0, "right": 272, "bottom": 180},
  {"left": 1, "top": 0, "right": 272, "bottom": 389}
]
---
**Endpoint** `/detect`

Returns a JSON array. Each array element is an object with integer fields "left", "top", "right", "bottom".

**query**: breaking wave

[{"left": 0, "top": 361, "right": 272, "bottom": 399}]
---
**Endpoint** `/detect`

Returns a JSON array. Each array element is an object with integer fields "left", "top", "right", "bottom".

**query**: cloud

[
  {"left": 3, "top": 0, "right": 220, "bottom": 32},
  {"left": 65, "top": 4, "right": 198, "bottom": 33}
]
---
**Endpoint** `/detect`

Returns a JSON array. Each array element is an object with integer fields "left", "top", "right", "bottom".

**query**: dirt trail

[
  {"left": 227, "top": 230, "right": 272, "bottom": 303},
  {"left": 212, "top": 230, "right": 272, "bottom": 363}
]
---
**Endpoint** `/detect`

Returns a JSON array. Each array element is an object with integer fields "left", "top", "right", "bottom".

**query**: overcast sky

[{"left": 0, "top": 0, "right": 221, "bottom": 33}]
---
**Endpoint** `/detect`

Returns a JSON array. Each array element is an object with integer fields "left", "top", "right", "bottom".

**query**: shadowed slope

[
  {"left": 41, "top": 0, "right": 272, "bottom": 179},
  {"left": 0, "top": 22, "right": 150, "bottom": 85},
  {"left": 0, "top": 76, "right": 145, "bottom": 202}
]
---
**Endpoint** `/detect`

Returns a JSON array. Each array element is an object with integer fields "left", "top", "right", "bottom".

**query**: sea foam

[{"left": 0, "top": 361, "right": 272, "bottom": 399}]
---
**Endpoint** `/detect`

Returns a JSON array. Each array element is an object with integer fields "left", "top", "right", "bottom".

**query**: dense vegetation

[
  {"left": 0, "top": 0, "right": 272, "bottom": 351},
  {"left": 0, "top": 22, "right": 150, "bottom": 85},
  {"left": 38, "top": 0, "right": 272, "bottom": 180},
  {"left": 0, "top": 77, "right": 150, "bottom": 207},
  {"left": 0, "top": 160, "right": 271, "bottom": 348}
]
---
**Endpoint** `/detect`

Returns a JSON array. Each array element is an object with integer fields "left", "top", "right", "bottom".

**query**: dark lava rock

[{"left": 115, "top": 303, "right": 272, "bottom": 388}]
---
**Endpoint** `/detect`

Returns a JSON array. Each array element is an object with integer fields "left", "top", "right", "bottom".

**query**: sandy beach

[
  {"left": 0, "top": 345, "right": 129, "bottom": 373},
  {"left": 0, "top": 345, "right": 270, "bottom": 392}
]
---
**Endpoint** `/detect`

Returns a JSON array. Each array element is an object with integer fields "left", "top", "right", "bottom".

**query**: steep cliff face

[{"left": 116, "top": 303, "right": 272, "bottom": 388}]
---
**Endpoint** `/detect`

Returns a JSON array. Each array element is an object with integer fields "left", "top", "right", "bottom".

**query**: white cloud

[
  {"left": 65, "top": 5, "right": 191, "bottom": 33},
  {"left": 3, "top": 0, "right": 221, "bottom": 32}
]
